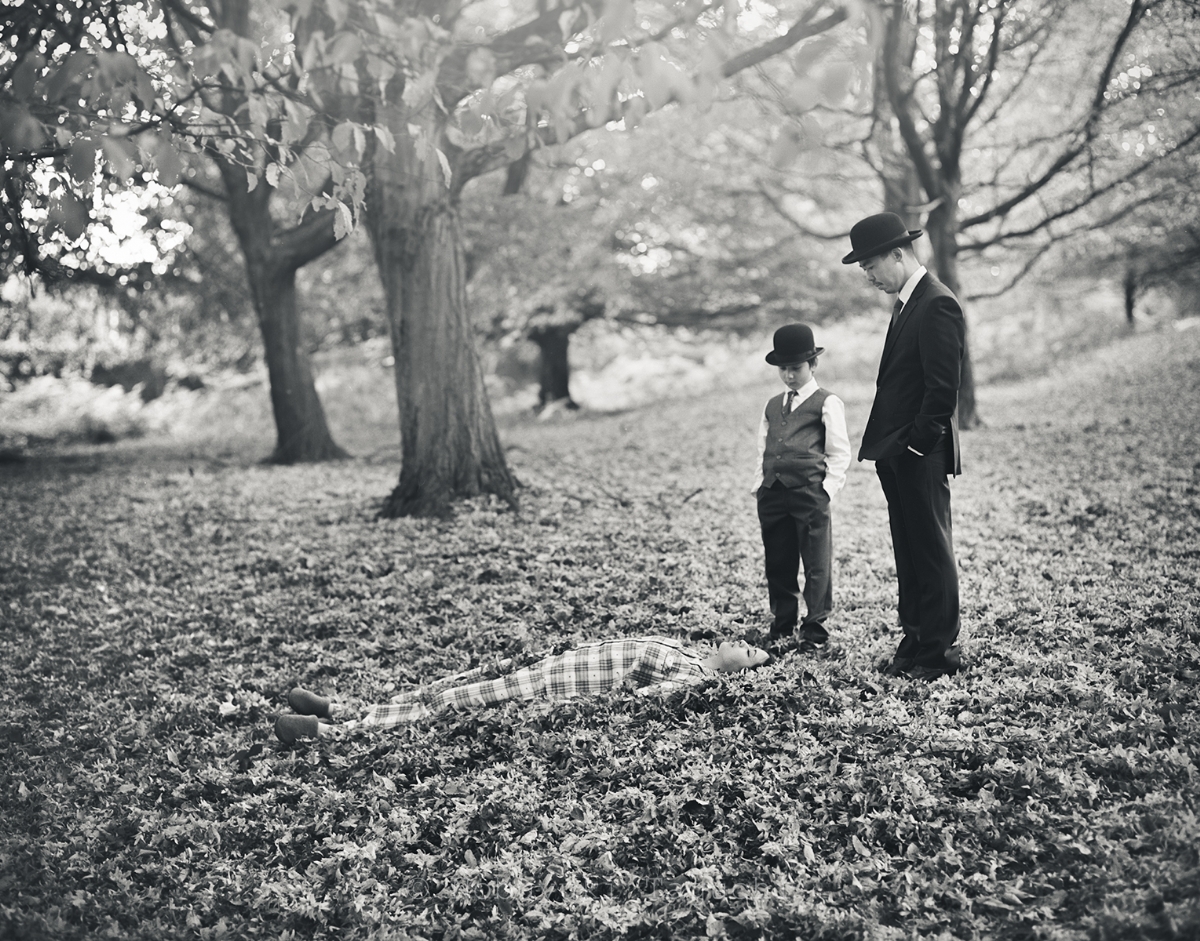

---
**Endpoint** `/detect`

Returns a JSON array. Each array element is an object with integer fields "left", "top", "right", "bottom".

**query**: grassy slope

[{"left": 1, "top": 326, "right": 1198, "bottom": 941}]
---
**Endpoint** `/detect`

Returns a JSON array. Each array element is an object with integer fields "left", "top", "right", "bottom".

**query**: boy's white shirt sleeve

[
  {"left": 822, "top": 394, "right": 851, "bottom": 498},
  {"left": 752, "top": 406, "right": 769, "bottom": 494}
]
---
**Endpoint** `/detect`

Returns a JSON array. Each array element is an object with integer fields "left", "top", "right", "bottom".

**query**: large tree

[
  {"left": 0, "top": 0, "right": 350, "bottom": 462},
  {"left": 171, "top": 0, "right": 350, "bottom": 462},
  {"left": 870, "top": 0, "right": 1200, "bottom": 425},
  {"left": 282, "top": 0, "right": 860, "bottom": 515}
]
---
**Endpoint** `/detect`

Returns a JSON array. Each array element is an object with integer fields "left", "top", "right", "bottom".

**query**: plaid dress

[{"left": 362, "top": 636, "right": 712, "bottom": 729}]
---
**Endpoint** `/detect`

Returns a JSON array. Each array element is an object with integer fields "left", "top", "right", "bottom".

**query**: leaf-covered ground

[{"left": 2, "top": 325, "right": 1198, "bottom": 941}]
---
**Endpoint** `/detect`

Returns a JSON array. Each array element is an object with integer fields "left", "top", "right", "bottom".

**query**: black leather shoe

[
  {"left": 879, "top": 656, "right": 915, "bottom": 677},
  {"left": 901, "top": 663, "right": 950, "bottom": 681},
  {"left": 900, "top": 647, "right": 963, "bottom": 681},
  {"left": 798, "top": 638, "right": 826, "bottom": 655}
]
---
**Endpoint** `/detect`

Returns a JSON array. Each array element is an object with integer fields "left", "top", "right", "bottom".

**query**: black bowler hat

[
  {"left": 765, "top": 323, "right": 824, "bottom": 366},
  {"left": 841, "top": 212, "right": 922, "bottom": 264}
]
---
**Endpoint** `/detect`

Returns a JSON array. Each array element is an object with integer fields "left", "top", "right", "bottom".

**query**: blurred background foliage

[{"left": 2, "top": 0, "right": 1198, "bottom": 455}]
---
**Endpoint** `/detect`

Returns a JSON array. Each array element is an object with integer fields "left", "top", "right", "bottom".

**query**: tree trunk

[
  {"left": 529, "top": 324, "right": 578, "bottom": 409},
  {"left": 362, "top": 79, "right": 518, "bottom": 517},
  {"left": 216, "top": 163, "right": 347, "bottom": 464},
  {"left": 1123, "top": 267, "right": 1138, "bottom": 324},
  {"left": 249, "top": 260, "right": 348, "bottom": 463},
  {"left": 503, "top": 151, "right": 532, "bottom": 196},
  {"left": 876, "top": 0, "right": 979, "bottom": 430},
  {"left": 201, "top": 0, "right": 345, "bottom": 463},
  {"left": 872, "top": 58, "right": 923, "bottom": 226},
  {"left": 924, "top": 193, "right": 980, "bottom": 430},
  {"left": 369, "top": 201, "right": 517, "bottom": 517}
]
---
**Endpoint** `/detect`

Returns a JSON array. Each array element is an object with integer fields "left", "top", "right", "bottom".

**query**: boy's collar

[{"left": 785, "top": 377, "right": 819, "bottom": 396}]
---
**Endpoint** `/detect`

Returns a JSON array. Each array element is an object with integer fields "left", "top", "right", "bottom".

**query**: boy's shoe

[
  {"left": 745, "top": 624, "right": 793, "bottom": 648},
  {"left": 767, "top": 634, "right": 809, "bottom": 659},
  {"left": 767, "top": 623, "right": 796, "bottom": 643},
  {"left": 287, "top": 688, "right": 331, "bottom": 718},
  {"left": 797, "top": 623, "right": 828, "bottom": 654},
  {"left": 275, "top": 715, "right": 319, "bottom": 744}
]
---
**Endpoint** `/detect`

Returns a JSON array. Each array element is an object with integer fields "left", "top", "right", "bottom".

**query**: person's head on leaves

[{"left": 705, "top": 640, "right": 771, "bottom": 672}]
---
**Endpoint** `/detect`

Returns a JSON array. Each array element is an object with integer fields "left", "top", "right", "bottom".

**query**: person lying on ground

[{"left": 274, "top": 635, "right": 770, "bottom": 743}]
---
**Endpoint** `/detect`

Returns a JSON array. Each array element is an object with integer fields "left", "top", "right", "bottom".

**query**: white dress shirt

[
  {"left": 753, "top": 378, "right": 852, "bottom": 497},
  {"left": 897, "top": 265, "right": 927, "bottom": 309}
]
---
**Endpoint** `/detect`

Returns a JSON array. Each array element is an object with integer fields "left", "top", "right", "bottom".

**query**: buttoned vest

[{"left": 761, "top": 389, "right": 829, "bottom": 489}]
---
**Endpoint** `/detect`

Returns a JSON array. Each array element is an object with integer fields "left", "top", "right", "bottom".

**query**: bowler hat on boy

[
  {"left": 765, "top": 323, "right": 824, "bottom": 366},
  {"left": 841, "top": 212, "right": 922, "bottom": 265}
]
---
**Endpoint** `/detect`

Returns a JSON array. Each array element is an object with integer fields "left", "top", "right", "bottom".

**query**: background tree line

[{"left": 2, "top": 0, "right": 1198, "bottom": 513}]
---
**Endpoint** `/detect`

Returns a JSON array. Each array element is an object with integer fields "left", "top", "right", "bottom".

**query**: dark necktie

[
  {"left": 891, "top": 297, "right": 904, "bottom": 327},
  {"left": 785, "top": 390, "right": 796, "bottom": 413}
]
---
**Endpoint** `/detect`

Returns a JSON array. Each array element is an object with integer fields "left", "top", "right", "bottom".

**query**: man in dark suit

[{"left": 843, "top": 213, "right": 964, "bottom": 680}]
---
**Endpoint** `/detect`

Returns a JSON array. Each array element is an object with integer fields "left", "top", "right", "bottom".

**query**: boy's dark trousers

[{"left": 757, "top": 481, "right": 832, "bottom": 642}]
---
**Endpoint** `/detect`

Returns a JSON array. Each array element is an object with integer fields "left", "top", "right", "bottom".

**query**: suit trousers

[
  {"left": 757, "top": 482, "right": 832, "bottom": 641},
  {"left": 875, "top": 448, "right": 960, "bottom": 666}
]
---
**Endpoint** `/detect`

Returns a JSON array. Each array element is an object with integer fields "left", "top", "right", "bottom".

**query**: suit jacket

[{"left": 858, "top": 272, "right": 964, "bottom": 475}]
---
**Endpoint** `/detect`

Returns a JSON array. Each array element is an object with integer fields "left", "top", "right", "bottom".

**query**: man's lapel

[{"left": 879, "top": 273, "right": 930, "bottom": 371}]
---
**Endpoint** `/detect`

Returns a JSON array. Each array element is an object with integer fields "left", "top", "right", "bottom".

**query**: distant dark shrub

[{"left": 90, "top": 359, "right": 168, "bottom": 401}]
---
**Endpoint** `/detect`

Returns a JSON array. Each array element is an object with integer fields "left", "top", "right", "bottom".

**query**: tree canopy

[{"left": 6, "top": 0, "right": 1200, "bottom": 508}]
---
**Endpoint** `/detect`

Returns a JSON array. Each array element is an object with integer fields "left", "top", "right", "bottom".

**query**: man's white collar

[{"left": 898, "top": 265, "right": 928, "bottom": 305}]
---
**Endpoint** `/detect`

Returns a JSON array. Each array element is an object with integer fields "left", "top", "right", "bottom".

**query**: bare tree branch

[
  {"left": 437, "top": 7, "right": 580, "bottom": 110},
  {"left": 964, "top": 240, "right": 1053, "bottom": 300},
  {"left": 643, "top": 0, "right": 721, "bottom": 45},
  {"left": 960, "top": 2, "right": 1007, "bottom": 130},
  {"left": 882, "top": 2, "right": 942, "bottom": 203},
  {"left": 180, "top": 176, "right": 228, "bottom": 201},
  {"left": 273, "top": 207, "right": 339, "bottom": 269},
  {"left": 721, "top": 4, "right": 850, "bottom": 77},
  {"left": 960, "top": 122, "right": 1200, "bottom": 243},
  {"left": 972, "top": 37, "right": 1052, "bottom": 132},
  {"left": 756, "top": 184, "right": 846, "bottom": 240},
  {"left": 958, "top": 0, "right": 1150, "bottom": 231},
  {"left": 159, "top": 0, "right": 216, "bottom": 38}
]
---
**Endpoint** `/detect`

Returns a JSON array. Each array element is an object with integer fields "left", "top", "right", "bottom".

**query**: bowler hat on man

[
  {"left": 765, "top": 323, "right": 824, "bottom": 366},
  {"left": 841, "top": 212, "right": 922, "bottom": 265}
]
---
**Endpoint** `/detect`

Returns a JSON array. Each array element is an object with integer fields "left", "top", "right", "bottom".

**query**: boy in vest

[{"left": 753, "top": 323, "right": 851, "bottom": 654}]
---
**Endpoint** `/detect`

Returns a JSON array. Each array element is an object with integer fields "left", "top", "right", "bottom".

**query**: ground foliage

[{"left": 1, "top": 326, "right": 1199, "bottom": 941}]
